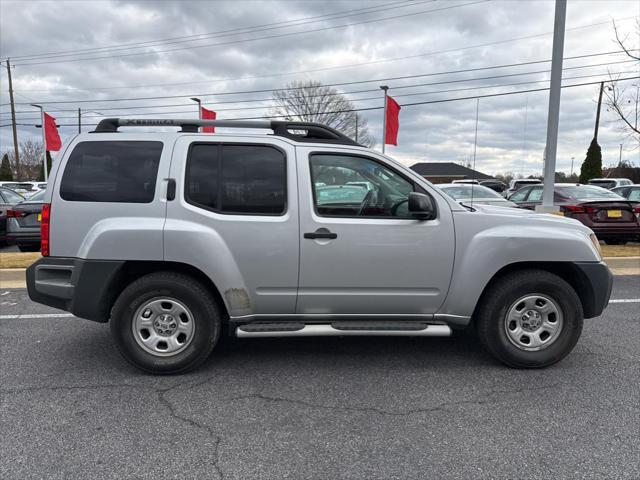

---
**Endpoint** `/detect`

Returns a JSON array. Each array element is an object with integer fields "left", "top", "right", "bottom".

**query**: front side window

[
  {"left": 309, "top": 154, "right": 415, "bottom": 218},
  {"left": 186, "top": 144, "right": 286, "bottom": 215},
  {"left": 509, "top": 187, "right": 530, "bottom": 202},
  {"left": 527, "top": 187, "right": 544, "bottom": 202},
  {"left": 60, "top": 141, "right": 163, "bottom": 203}
]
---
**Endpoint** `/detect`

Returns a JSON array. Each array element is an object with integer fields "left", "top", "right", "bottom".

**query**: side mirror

[{"left": 408, "top": 192, "right": 436, "bottom": 220}]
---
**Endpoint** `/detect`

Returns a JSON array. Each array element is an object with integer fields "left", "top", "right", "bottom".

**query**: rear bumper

[
  {"left": 590, "top": 225, "right": 640, "bottom": 239},
  {"left": 573, "top": 261, "right": 613, "bottom": 318},
  {"left": 26, "top": 257, "right": 124, "bottom": 322},
  {"left": 6, "top": 230, "right": 40, "bottom": 245}
]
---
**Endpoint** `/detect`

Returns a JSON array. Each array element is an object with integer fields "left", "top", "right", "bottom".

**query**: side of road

[{"left": 2, "top": 258, "right": 639, "bottom": 289}]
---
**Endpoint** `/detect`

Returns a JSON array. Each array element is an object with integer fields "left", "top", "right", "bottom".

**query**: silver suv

[{"left": 27, "top": 119, "right": 612, "bottom": 374}]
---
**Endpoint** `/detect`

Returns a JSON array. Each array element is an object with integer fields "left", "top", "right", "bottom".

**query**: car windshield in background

[
  {"left": 441, "top": 184, "right": 504, "bottom": 200},
  {"left": 557, "top": 185, "right": 624, "bottom": 199},
  {"left": 27, "top": 190, "right": 47, "bottom": 202},
  {"left": 588, "top": 180, "right": 616, "bottom": 189}
]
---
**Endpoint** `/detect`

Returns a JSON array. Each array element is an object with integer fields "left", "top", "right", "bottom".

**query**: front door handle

[{"left": 304, "top": 228, "right": 337, "bottom": 240}]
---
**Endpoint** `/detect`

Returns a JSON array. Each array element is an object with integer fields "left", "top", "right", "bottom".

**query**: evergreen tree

[
  {"left": 0, "top": 153, "right": 13, "bottom": 181},
  {"left": 578, "top": 138, "right": 602, "bottom": 183},
  {"left": 37, "top": 151, "right": 53, "bottom": 181}
]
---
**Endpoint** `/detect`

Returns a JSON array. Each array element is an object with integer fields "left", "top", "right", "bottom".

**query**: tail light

[
  {"left": 634, "top": 206, "right": 640, "bottom": 219},
  {"left": 41, "top": 203, "right": 51, "bottom": 257},
  {"left": 561, "top": 205, "right": 596, "bottom": 215},
  {"left": 6, "top": 209, "right": 24, "bottom": 218}
]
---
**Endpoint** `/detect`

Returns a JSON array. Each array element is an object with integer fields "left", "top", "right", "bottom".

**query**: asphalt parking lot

[{"left": 1, "top": 276, "right": 639, "bottom": 479}]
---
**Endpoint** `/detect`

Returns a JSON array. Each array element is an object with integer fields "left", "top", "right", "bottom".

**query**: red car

[{"left": 509, "top": 183, "right": 640, "bottom": 245}]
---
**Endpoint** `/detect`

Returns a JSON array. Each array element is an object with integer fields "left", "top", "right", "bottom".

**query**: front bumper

[
  {"left": 573, "top": 261, "right": 613, "bottom": 318},
  {"left": 27, "top": 257, "right": 124, "bottom": 322}
]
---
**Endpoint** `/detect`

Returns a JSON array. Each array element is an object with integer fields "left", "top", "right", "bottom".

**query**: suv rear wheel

[
  {"left": 476, "top": 269, "right": 583, "bottom": 368},
  {"left": 110, "top": 272, "right": 222, "bottom": 374}
]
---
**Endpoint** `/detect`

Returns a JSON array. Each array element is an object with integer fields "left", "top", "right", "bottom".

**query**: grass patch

[
  {"left": 601, "top": 244, "right": 640, "bottom": 258},
  {"left": 0, "top": 252, "right": 41, "bottom": 269}
]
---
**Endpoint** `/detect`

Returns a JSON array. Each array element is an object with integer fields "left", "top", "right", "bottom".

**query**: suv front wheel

[
  {"left": 110, "top": 272, "right": 222, "bottom": 374},
  {"left": 476, "top": 269, "right": 583, "bottom": 368}
]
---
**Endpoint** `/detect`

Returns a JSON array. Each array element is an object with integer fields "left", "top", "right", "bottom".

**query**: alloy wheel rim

[
  {"left": 504, "top": 294, "right": 563, "bottom": 351},
  {"left": 132, "top": 297, "right": 195, "bottom": 357}
]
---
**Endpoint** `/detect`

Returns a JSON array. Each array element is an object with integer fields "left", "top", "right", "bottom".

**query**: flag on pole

[
  {"left": 201, "top": 107, "right": 216, "bottom": 133},
  {"left": 44, "top": 112, "right": 62, "bottom": 151},
  {"left": 384, "top": 96, "right": 401, "bottom": 146}
]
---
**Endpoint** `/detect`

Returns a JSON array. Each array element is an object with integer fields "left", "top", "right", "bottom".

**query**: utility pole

[
  {"left": 5, "top": 58, "right": 20, "bottom": 179},
  {"left": 380, "top": 85, "right": 388, "bottom": 154},
  {"left": 538, "top": 0, "right": 566, "bottom": 212},
  {"left": 78, "top": 108, "right": 81, "bottom": 133},
  {"left": 618, "top": 144, "right": 623, "bottom": 166},
  {"left": 594, "top": 81, "right": 604, "bottom": 141},
  {"left": 355, "top": 114, "right": 359, "bottom": 143}
]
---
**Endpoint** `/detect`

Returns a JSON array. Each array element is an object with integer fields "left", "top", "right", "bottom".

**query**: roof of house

[{"left": 410, "top": 162, "right": 492, "bottom": 180}]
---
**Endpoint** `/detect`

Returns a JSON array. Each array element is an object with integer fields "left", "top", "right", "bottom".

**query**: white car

[
  {"left": 588, "top": 178, "right": 633, "bottom": 190},
  {"left": 504, "top": 178, "right": 542, "bottom": 198}
]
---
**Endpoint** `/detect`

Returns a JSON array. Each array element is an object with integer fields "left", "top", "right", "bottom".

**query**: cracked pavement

[{"left": 1, "top": 275, "right": 639, "bottom": 479}]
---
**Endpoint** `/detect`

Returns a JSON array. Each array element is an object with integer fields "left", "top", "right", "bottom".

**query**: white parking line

[{"left": 1, "top": 300, "right": 638, "bottom": 321}]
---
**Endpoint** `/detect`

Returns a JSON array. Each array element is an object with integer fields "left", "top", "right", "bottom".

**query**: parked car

[
  {"left": 451, "top": 179, "right": 480, "bottom": 185},
  {"left": 479, "top": 179, "right": 507, "bottom": 193},
  {"left": 504, "top": 178, "right": 542, "bottom": 198},
  {"left": 588, "top": 178, "right": 633, "bottom": 190},
  {"left": 6, "top": 189, "right": 46, "bottom": 252},
  {"left": 438, "top": 183, "right": 517, "bottom": 207},
  {"left": 611, "top": 184, "right": 640, "bottom": 205},
  {"left": 0, "top": 181, "right": 38, "bottom": 198},
  {"left": 0, "top": 186, "right": 25, "bottom": 245},
  {"left": 509, "top": 183, "right": 640, "bottom": 244},
  {"left": 27, "top": 118, "right": 612, "bottom": 374}
]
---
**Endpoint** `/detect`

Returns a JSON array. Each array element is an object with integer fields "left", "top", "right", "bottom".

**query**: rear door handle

[{"left": 304, "top": 228, "right": 337, "bottom": 240}]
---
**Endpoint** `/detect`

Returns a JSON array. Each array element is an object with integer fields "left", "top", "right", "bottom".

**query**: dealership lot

[{"left": 0, "top": 275, "right": 638, "bottom": 480}]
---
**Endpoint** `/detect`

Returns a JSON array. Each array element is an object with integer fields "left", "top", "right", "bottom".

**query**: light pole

[
  {"left": 78, "top": 109, "right": 103, "bottom": 133},
  {"left": 30, "top": 104, "right": 48, "bottom": 182},
  {"left": 570, "top": 156, "right": 575, "bottom": 178}
]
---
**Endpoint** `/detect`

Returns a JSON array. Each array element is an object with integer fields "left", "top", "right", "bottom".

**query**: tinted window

[
  {"left": 309, "top": 154, "right": 415, "bottom": 218},
  {"left": 186, "top": 144, "right": 286, "bottom": 215},
  {"left": 60, "top": 141, "right": 163, "bottom": 203}
]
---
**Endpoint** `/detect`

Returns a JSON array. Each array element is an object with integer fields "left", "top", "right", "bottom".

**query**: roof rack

[{"left": 92, "top": 118, "right": 361, "bottom": 146}]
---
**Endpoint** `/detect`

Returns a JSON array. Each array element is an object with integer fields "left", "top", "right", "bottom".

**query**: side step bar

[{"left": 236, "top": 321, "right": 452, "bottom": 338}]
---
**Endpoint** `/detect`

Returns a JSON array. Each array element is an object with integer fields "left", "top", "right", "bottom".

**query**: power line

[
  {"left": 7, "top": 0, "right": 427, "bottom": 61},
  {"left": 13, "top": 0, "right": 489, "bottom": 66},
  {"left": 3, "top": 50, "right": 632, "bottom": 107},
  {"left": 4, "top": 75, "right": 638, "bottom": 128},
  {"left": 9, "top": 14, "right": 637, "bottom": 87},
  {"left": 8, "top": 68, "right": 636, "bottom": 122}
]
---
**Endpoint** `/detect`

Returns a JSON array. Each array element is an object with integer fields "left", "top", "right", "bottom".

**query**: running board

[{"left": 236, "top": 321, "right": 452, "bottom": 338}]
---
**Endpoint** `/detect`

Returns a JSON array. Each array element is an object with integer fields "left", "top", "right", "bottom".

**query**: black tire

[
  {"left": 476, "top": 269, "right": 583, "bottom": 368},
  {"left": 604, "top": 239, "right": 625, "bottom": 245},
  {"left": 110, "top": 272, "right": 222, "bottom": 374},
  {"left": 18, "top": 244, "right": 40, "bottom": 252}
]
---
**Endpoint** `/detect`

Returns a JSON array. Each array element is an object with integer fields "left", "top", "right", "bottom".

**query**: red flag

[
  {"left": 384, "top": 96, "right": 401, "bottom": 146},
  {"left": 201, "top": 106, "right": 216, "bottom": 133},
  {"left": 44, "top": 112, "right": 62, "bottom": 151}
]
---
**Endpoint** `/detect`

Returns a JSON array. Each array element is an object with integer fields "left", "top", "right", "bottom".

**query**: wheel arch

[
  {"left": 99, "top": 261, "right": 229, "bottom": 322},
  {"left": 472, "top": 261, "right": 599, "bottom": 322}
]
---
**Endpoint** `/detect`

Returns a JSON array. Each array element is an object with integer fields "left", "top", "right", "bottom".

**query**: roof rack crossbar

[{"left": 92, "top": 118, "right": 361, "bottom": 146}]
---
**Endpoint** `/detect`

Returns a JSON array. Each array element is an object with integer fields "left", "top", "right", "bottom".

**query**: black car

[
  {"left": 6, "top": 189, "right": 46, "bottom": 251},
  {"left": 0, "top": 186, "right": 25, "bottom": 245}
]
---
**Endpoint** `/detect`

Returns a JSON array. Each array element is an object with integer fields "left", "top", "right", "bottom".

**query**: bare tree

[
  {"left": 2, "top": 140, "right": 44, "bottom": 180},
  {"left": 268, "top": 80, "right": 375, "bottom": 147},
  {"left": 605, "top": 20, "right": 640, "bottom": 146}
]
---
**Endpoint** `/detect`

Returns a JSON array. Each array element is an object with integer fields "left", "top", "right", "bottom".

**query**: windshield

[
  {"left": 588, "top": 180, "right": 616, "bottom": 189},
  {"left": 557, "top": 185, "right": 624, "bottom": 199},
  {"left": 440, "top": 184, "right": 504, "bottom": 200},
  {"left": 27, "top": 190, "right": 47, "bottom": 202}
]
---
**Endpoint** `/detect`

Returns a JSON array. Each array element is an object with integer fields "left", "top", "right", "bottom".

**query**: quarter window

[
  {"left": 186, "top": 144, "right": 286, "bottom": 215},
  {"left": 60, "top": 141, "right": 163, "bottom": 203},
  {"left": 309, "top": 154, "right": 416, "bottom": 218}
]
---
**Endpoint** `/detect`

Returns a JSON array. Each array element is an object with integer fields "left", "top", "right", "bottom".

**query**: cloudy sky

[{"left": 1, "top": 0, "right": 638, "bottom": 176}]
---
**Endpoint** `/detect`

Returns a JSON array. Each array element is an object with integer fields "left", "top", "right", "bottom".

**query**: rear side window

[
  {"left": 186, "top": 144, "right": 286, "bottom": 215},
  {"left": 60, "top": 141, "right": 163, "bottom": 203}
]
